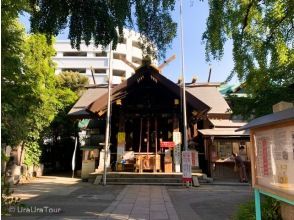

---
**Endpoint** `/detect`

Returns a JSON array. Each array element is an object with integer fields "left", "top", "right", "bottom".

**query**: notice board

[{"left": 251, "top": 123, "right": 294, "bottom": 201}]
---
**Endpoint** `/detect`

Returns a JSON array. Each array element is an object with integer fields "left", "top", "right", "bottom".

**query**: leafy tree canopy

[
  {"left": 203, "top": 0, "right": 294, "bottom": 93},
  {"left": 28, "top": 0, "right": 177, "bottom": 59},
  {"left": 56, "top": 71, "right": 89, "bottom": 96},
  {"left": 203, "top": 0, "right": 294, "bottom": 118}
]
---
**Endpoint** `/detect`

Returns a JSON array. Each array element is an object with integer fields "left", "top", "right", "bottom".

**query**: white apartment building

[{"left": 53, "top": 29, "right": 155, "bottom": 84}]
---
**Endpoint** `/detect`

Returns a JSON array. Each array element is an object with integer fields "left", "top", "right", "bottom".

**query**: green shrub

[{"left": 233, "top": 196, "right": 281, "bottom": 220}]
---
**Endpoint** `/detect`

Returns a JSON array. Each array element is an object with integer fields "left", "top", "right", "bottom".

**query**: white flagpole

[
  {"left": 180, "top": 0, "right": 192, "bottom": 186},
  {"left": 103, "top": 42, "right": 113, "bottom": 186},
  {"left": 180, "top": 0, "right": 188, "bottom": 152}
]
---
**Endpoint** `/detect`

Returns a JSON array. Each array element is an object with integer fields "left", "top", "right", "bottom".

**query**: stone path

[{"left": 98, "top": 185, "right": 179, "bottom": 220}]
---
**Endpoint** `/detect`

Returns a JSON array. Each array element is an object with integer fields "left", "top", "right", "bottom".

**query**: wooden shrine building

[{"left": 69, "top": 63, "right": 250, "bottom": 180}]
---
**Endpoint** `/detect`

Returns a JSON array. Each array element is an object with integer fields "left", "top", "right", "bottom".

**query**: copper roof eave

[{"left": 87, "top": 64, "right": 211, "bottom": 115}]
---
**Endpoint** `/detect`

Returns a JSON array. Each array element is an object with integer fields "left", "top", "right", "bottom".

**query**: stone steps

[{"left": 88, "top": 172, "right": 211, "bottom": 186}]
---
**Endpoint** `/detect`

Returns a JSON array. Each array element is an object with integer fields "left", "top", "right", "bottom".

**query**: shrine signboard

[
  {"left": 237, "top": 107, "right": 294, "bottom": 220},
  {"left": 251, "top": 123, "right": 294, "bottom": 201}
]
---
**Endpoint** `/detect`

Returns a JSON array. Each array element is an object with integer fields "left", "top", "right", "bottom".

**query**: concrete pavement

[
  {"left": 3, "top": 176, "right": 252, "bottom": 220},
  {"left": 98, "top": 185, "right": 178, "bottom": 220},
  {"left": 168, "top": 185, "right": 253, "bottom": 220}
]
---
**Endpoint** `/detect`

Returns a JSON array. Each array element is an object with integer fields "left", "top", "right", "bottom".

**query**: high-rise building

[{"left": 53, "top": 29, "right": 156, "bottom": 84}]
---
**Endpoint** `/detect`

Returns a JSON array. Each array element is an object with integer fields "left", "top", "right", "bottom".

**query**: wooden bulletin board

[{"left": 250, "top": 121, "right": 294, "bottom": 201}]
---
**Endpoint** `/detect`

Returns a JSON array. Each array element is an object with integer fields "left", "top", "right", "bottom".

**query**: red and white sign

[
  {"left": 160, "top": 141, "right": 175, "bottom": 148},
  {"left": 182, "top": 151, "right": 192, "bottom": 182}
]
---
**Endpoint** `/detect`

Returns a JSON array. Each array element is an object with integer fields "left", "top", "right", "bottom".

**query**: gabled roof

[
  {"left": 68, "top": 86, "right": 107, "bottom": 118},
  {"left": 87, "top": 64, "right": 211, "bottom": 115},
  {"left": 186, "top": 85, "right": 231, "bottom": 114},
  {"left": 237, "top": 108, "right": 294, "bottom": 131}
]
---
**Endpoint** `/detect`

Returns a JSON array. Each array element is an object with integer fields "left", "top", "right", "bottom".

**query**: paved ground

[
  {"left": 168, "top": 185, "right": 253, "bottom": 220},
  {"left": 3, "top": 176, "right": 253, "bottom": 220}
]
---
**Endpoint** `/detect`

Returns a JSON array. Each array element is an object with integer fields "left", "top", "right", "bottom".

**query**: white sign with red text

[{"left": 182, "top": 151, "right": 192, "bottom": 182}]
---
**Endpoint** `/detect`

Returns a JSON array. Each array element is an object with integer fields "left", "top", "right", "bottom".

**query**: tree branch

[{"left": 241, "top": 1, "right": 254, "bottom": 36}]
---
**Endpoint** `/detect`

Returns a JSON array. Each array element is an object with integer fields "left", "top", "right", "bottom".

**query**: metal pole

[
  {"left": 71, "top": 136, "right": 78, "bottom": 178},
  {"left": 254, "top": 188, "right": 262, "bottom": 220},
  {"left": 103, "top": 42, "right": 113, "bottom": 186},
  {"left": 180, "top": 0, "right": 188, "bottom": 151}
]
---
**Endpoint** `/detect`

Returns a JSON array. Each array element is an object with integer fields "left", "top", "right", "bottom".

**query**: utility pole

[{"left": 103, "top": 42, "right": 113, "bottom": 186}]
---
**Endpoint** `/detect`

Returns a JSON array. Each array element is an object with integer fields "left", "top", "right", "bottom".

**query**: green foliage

[
  {"left": 2, "top": 0, "right": 86, "bottom": 171},
  {"left": 1, "top": 9, "right": 28, "bottom": 146},
  {"left": 56, "top": 71, "right": 89, "bottom": 96},
  {"left": 203, "top": 0, "right": 293, "bottom": 85},
  {"left": 28, "top": 0, "right": 177, "bottom": 59},
  {"left": 2, "top": 6, "right": 58, "bottom": 166},
  {"left": 203, "top": 0, "right": 294, "bottom": 118},
  {"left": 228, "top": 85, "right": 294, "bottom": 119},
  {"left": 24, "top": 141, "right": 42, "bottom": 166},
  {"left": 233, "top": 196, "right": 281, "bottom": 220},
  {"left": 233, "top": 199, "right": 255, "bottom": 220},
  {"left": 48, "top": 72, "right": 88, "bottom": 140}
]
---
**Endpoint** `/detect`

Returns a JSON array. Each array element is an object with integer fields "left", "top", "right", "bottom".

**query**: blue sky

[
  {"left": 19, "top": 1, "right": 238, "bottom": 84},
  {"left": 162, "top": 1, "right": 236, "bottom": 83}
]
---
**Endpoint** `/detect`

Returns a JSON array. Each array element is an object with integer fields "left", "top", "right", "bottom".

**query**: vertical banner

[
  {"left": 182, "top": 151, "right": 192, "bottom": 182},
  {"left": 190, "top": 150, "right": 199, "bottom": 167},
  {"left": 173, "top": 132, "right": 182, "bottom": 172},
  {"left": 117, "top": 132, "right": 125, "bottom": 162}
]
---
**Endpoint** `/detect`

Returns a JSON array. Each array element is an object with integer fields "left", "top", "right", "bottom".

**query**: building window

[
  {"left": 95, "top": 51, "right": 107, "bottom": 57},
  {"left": 63, "top": 52, "right": 87, "bottom": 57},
  {"left": 94, "top": 69, "right": 107, "bottom": 74},
  {"left": 132, "top": 56, "right": 142, "bottom": 65},
  {"left": 61, "top": 68, "right": 86, "bottom": 74},
  {"left": 113, "top": 53, "right": 126, "bottom": 60},
  {"left": 113, "top": 70, "right": 126, "bottom": 77},
  {"left": 132, "top": 41, "right": 141, "bottom": 49}
]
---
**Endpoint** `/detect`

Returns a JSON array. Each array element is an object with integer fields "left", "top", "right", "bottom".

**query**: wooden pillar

[
  {"left": 147, "top": 118, "right": 150, "bottom": 155},
  {"left": 173, "top": 114, "right": 179, "bottom": 132},
  {"left": 187, "top": 124, "right": 192, "bottom": 141},
  {"left": 193, "top": 123, "right": 198, "bottom": 138},
  {"left": 154, "top": 117, "right": 158, "bottom": 173},
  {"left": 205, "top": 138, "right": 212, "bottom": 177}
]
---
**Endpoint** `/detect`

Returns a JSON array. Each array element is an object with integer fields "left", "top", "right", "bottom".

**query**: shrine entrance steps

[{"left": 88, "top": 172, "right": 212, "bottom": 186}]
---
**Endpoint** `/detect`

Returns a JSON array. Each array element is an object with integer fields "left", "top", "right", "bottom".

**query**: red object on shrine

[{"left": 160, "top": 141, "right": 175, "bottom": 148}]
